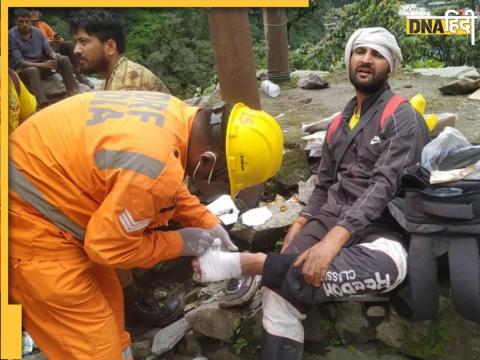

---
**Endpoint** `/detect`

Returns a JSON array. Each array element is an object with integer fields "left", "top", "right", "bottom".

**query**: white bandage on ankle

[{"left": 199, "top": 249, "right": 241, "bottom": 282}]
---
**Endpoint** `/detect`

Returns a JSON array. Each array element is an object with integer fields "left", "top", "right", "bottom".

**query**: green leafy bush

[
  {"left": 123, "top": 9, "right": 215, "bottom": 98},
  {"left": 287, "top": 0, "right": 405, "bottom": 71}
]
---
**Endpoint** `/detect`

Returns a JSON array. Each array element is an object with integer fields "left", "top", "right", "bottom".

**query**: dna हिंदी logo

[{"left": 405, "top": 9, "right": 478, "bottom": 45}]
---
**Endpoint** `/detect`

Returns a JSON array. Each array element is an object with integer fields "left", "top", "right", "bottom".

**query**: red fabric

[
  {"left": 327, "top": 95, "right": 408, "bottom": 144},
  {"left": 326, "top": 112, "right": 343, "bottom": 144},
  {"left": 379, "top": 95, "right": 407, "bottom": 128}
]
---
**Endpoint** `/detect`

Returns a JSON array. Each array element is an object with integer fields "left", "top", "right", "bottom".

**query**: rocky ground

[
  {"left": 264, "top": 68, "right": 480, "bottom": 143},
  {"left": 24, "top": 69, "right": 480, "bottom": 360}
]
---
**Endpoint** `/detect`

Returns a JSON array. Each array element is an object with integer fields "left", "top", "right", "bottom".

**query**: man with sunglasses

[{"left": 8, "top": 91, "right": 283, "bottom": 360}]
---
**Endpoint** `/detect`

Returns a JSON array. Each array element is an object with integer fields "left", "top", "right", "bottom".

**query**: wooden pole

[
  {"left": 208, "top": 9, "right": 263, "bottom": 206},
  {"left": 208, "top": 8, "right": 260, "bottom": 110},
  {"left": 264, "top": 8, "right": 290, "bottom": 82}
]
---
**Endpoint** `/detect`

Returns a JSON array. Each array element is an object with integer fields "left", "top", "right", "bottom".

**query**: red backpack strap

[
  {"left": 8, "top": 68, "right": 21, "bottom": 96},
  {"left": 326, "top": 112, "right": 343, "bottom": 144},
  {"left": 379, "top": 95, "right": 407, "bottom": 129}
]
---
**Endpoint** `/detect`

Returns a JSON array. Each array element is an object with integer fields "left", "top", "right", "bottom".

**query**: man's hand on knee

[
  {"left": 48, "top": 52, "right": 60, "bottom": 60},
  {"left": 293, "top": 225, "right": 350, "bottom": 287}
]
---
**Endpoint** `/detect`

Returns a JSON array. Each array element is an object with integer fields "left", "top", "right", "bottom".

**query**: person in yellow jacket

[
  {"left": 8, "top": 68, "right": 37, "bottom": 134},
  {"left": 9, "top": 90, "right": 283, "bottom": 360},
  {"left": 0, "top": 67, "right": 36, "bottom": 148}
]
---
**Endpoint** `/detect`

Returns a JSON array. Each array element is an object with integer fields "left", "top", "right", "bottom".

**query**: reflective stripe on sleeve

[
  {"left": 94, "top": 149, "right": 165, "bottom": 179},
  {"left": 9, "top": 159, "right": 86, "bottom": 241}
]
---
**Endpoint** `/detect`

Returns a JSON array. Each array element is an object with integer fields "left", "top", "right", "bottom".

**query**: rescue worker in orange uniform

[{"left": 8, "top": 90, "right": 283, "bottom": 360}]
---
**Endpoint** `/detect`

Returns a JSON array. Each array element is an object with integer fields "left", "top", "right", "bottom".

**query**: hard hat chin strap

[{"left": 209, "top": 102, "right": 227, "bottom": 151}]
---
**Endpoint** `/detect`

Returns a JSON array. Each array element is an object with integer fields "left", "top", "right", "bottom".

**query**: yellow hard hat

[
  {"left": 409, "top": 93, "right": 438, "bottom": 132},
  {"left": 225, "top": 103, "right": 284, "bottom": 197},
  {"left": 424, "top": 113, "right": 438, "bottom": 132},
  {"left": 409, "top": 93, "right": 426, "bottom": 115}
]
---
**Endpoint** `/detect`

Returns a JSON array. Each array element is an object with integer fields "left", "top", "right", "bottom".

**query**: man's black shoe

[{"left": 125, "top": 294, "right": 184, "bottom": 329}]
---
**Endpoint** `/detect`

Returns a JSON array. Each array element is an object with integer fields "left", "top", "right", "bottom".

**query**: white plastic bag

[
  {"left": 421, "top": 126, "right": 480, "bottom": 181},
  {"left": 22, "top": 331, "right": 34, "bottom": 355}
]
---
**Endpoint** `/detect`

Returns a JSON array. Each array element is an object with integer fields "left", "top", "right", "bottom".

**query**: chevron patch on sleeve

[{"left": 119, "top": 209, "right": 151, "bottom": 234}]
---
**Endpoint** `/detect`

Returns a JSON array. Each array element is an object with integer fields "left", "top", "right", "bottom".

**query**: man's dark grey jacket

[{"left": 301, "top": 84, "right": 430, "bottom": 244}]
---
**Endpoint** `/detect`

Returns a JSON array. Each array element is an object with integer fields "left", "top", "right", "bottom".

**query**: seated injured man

[{"left": 193, "top": 27, "right": 430, "bottom": 360}]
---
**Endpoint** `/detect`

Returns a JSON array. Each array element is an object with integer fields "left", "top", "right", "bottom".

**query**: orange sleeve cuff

[{"left": 199, "top": 212, "right": 221, "bottom": 229}]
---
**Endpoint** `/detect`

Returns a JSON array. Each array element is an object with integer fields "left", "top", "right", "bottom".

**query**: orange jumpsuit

[{"left": 9, "top": 91, "right": 219, "bottom": 360}]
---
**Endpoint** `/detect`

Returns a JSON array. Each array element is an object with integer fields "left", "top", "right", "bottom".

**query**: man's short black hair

[
  {"left": 70, "top": 9, "right": 125, "bottom": 54},
  {"left": 14, "top": 8, "right": 31, "bottom": 19}
]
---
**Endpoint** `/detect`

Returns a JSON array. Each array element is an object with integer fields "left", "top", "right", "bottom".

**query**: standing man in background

[{"left": 71, "top": 9, "right": 169, "bottom": 93}]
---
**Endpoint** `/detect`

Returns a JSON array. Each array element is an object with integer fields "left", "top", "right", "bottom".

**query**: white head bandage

[{"left": 344, "top": 27, "right": 402, "bottom": 73}]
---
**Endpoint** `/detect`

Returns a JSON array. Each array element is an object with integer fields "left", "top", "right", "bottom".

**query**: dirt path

[{"left": 260, "top": 71, "right": 480, "bottom": 146}]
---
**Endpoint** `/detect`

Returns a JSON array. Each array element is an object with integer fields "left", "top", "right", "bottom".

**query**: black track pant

[{"left": 261, "top": 216, "right": 407, "bottom": 359}]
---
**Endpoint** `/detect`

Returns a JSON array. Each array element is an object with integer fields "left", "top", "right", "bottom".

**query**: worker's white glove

[
  {"left": 179, "top": 227, "right": 215, "bottom": 256},
  {"left": 210, "top": 224, "right": 238, "bottom": 251}
]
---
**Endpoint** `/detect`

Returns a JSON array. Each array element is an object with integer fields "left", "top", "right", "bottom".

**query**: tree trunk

[
  {"left": 264, "top": 8, "right": 290, "bottom": 82},
  {"left": 208, "top": 8, "right": 260, "bottom": 110}
]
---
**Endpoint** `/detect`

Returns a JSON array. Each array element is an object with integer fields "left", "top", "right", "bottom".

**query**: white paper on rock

[
  {"left": 241, "top": 207, "right": 273, "bottom": 226},
  {"left": 206, "top": 195, "right": 240, "bottom": 225},
  {"left": 303, "top": 131, "right": 326, "bottom": 157}
]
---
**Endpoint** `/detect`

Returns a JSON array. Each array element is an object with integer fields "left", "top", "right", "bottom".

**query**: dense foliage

[
  {"left": 122, "top": 9, "right": 214, "bottom": 97},
  {"left": 286, "top": 0, "right": 480, "bottom": 71},
  {"left": 15, "top": 1, "right": 479, "bottom": 98}
]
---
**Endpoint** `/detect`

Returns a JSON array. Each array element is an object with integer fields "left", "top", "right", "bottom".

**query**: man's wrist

[
  {"left": 294, "top": 216, "right": 308, "bottom": 227},
  {"left": 325, "top": 225, "right": 351, "bottom": 249}
]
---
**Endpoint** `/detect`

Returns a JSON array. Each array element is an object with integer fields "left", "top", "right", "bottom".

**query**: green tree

[
  {"left": 122, "top": 9, "right": 215, "bottom": 97},
  {"left": 285, "top": 0, "right": 480, "bottom": 70}
]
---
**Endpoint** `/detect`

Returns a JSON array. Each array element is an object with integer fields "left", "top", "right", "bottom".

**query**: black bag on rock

[{"left": 388, "top": 164, "right": 480, "bottom": 322}]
